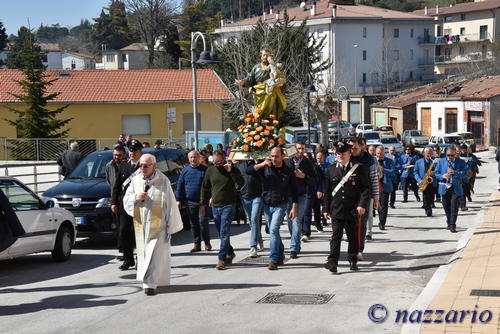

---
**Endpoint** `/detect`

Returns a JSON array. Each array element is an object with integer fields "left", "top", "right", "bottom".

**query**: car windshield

[
  {"left": 381, "top": 137, "right": 398, "bottom": 144},
  {"left": 68, "top": 152, "right": 111, "bottom": 178},
  {"left": 460, "top": 133, "right": 473, "bottom": 139},
  {"left": 364, "top": 132, "right": 380, "bottom": 140},
  {"left": 410, "top": 130, "right": 423, "bottom": 136},
  {"left": 362, "top": 125, "right": 373, "bottom": 130},
  {"left": 444, "top": 136, "right": 461, "bottom": 144},
  {"left": 379, "top": 126, "right": 392, "bottom": 131}
]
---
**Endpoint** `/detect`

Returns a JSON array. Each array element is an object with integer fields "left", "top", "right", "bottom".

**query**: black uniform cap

[
  {"left": 334, "top": 141, "right": 352, "bottom": 153},
  {"left": 128, "top": 139, "right": 143, "bottom": 152}
]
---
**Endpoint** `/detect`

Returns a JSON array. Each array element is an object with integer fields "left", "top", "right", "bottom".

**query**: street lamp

[
  {"left": 305, "top": 78, "right": 317, "bottom": 145},
  {"left": 336, "top": 86, "right": 349, "bottom": 140},
  {"left": 353, "top": 44, "right": 358, "bottom": 95},
  {"left": 191, "top": 32, "right": 219, "bottom": 150}
]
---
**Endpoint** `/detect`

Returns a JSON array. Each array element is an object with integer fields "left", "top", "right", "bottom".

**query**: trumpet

[{"left": 419, "top": 159, "right": 437, "bottom": 192}]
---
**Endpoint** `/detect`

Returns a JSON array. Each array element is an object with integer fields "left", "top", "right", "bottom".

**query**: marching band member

[
  {"left": 414, "top": 147, "right": 438, "bottom": 217},
  {"left": 400, "top": 145, "right": 420, "bottom": 203}
]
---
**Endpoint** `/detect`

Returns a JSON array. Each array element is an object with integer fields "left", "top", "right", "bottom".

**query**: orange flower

[
  {"left": 255, "top": 108, "right": 263, "bottom": 114},
  {"left": 269, "top": 114, "right": 276, "bottom": 119},
  {"left": 256, "top": 126, "right": 263, "bottom": 132},
  {"left": 256, "top": 140, "right": 264, "bottom": 147},
  {"left": 272, "top": 120, "right": 279, "bottom": 125},
  {"left": 246, "top": 136, "right": 253, "bottom": 142},
  {"left": 247, "top": 113, "right": 253, "bottom": 118},
  {"left": 277, "top": 138, "right": 283, "bottom": 145},
  {"left": 243, "top": 145, "right": 249, "bottom": 152},
  {"left": 262, "top": 120, "right": 269, "bottom": 124},
  {"left": 269, "top": 139, "right": 275, "bottom": 145},
  {"left": 266, "top": 125, "right": 273, "bottom": 131},
  {"left": 252, "top": 118, "right": 258, "bottom": 122},
  {"left": 254, "top": 135, "right": 261, "bottom": 140},
  {"left": 242, "top": 133, "right": 249, "bottom": 138},
  {"left": 263, "top": 130, "right": 270, "bottom": 136},
  {"left": 244, "top": 117, "right": 251, "bottom": 123},
  {"left": 232, "top": 139, "right": 237, "bottom": 145}
]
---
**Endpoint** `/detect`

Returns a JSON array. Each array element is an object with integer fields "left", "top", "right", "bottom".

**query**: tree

[
  {"left": 91, "top": 1, "right": 134, "bottom": 54},
  {"left": 4, "top": 41, "right": 72, "bottom": 138},
  {"left": 126, "top": 0, "right": 176, "bottom": 67},
  {"left": 36, "top": 24, "right": 69, "bottom": 42},
  {"left": 70, "top": 19, "right": 93, "bottom": 43},
  {"left": 6, "top": 27, "right": 43, "bottom": 69},
  {"left": 152, "top": 22, "right": 181, "bottom": 68},
  {"left": 0, "top": 21, "right": 7, "bottom": 67}
]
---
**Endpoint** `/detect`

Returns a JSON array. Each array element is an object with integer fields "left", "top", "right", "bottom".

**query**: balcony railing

[
  {"left": 435, "top": 33, "right": 492, "bottom": 45},
  {"left": 435, "top": 53, "right": 489, "bottom": 64}
]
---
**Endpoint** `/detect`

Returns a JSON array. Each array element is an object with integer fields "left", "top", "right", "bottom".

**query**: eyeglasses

[
  {"left": 140, "top": 163, "right": 153, "bottom": 168},
  {"left": 446, "top": 154, "right": 455, "bottom": 157}
]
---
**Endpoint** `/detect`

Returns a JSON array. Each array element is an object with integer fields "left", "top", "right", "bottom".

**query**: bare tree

[{"left": 126, "top": 0, "right": 176, "bottom": 67}]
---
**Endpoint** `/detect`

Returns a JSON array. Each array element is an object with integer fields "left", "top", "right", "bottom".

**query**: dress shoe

[
  {"left": 290, "top": 251, "right": 298, "bottom": 259},
  {"left": 144, "top": 288, "right": 156, "bottom": 296},
  {"left": 119, "top": 261, "right": 135, "bottom": 270},
  {"left": 349, "top": 261, "right": 359, "bottom": 271},
  {"left": 190, "top": 245, "right": 202, "bottom": 253},
  {"left": 366, "top": 235, "right": 372, "bottom": 241},
  {"left": 378, "top": 223, "right": 385, "bottom": 230},
  {"left": 390, "top": 204, "right": 396, "bottom": 209},
  {"left": 402, "top": 200, "right": 408, "bottom": 203},
  {"left": 324, "top": 262, "right": 337, "bottom": 273},
  {"left": 426, "top": 212, "right": 433, "bottom": 217},
  {"left": 450, "top": 226, "right": 457, "bottom": 233},
  {"left": 421, "top": 204, "right": 425, "bottom": 209},
  {"left": 277, "top": 256, "right": 285, "bottom": 266},
  {"left": 225, "top": 253, "right": 236, "bottom": 265},
  {"left": 416, "top": 196, "right": 421, "bottom": 202},
  {"left": 268, "top": 262, "right": 278, "bottom": 270},
  {"left": 204, "top": 243, "right": 212, "bottom": 251},
  {"left": 467, "top": 196, "right": 472, "bottom": 202}
]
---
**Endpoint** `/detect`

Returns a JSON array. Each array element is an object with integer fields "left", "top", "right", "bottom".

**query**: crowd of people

[{"left": 101, "top": 132, "right": 483, "bottom": 295}]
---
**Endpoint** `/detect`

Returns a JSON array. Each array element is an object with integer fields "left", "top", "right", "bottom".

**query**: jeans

[
  {"left": 263, "top": 203, "right": 287, "bottom": 262},
  {"left": 241, "top": 197, "right": 263, "bottom": 248},
  {"left": 301, "top": 196, "right": 314, "bottom": 237},
  {"left": 212, "top": 205, "right": 235, "bottom": 261},
  {"left": 187, "top": 201, "right": 210, "bottom": 246},
  {"left": 287, "top": 194, "right": 307, "bottom": 252}
]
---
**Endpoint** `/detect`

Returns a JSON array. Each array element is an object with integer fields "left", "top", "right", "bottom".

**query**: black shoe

[
  {"left": 278, "top": 256, "right": 285, "bottom": 266},
  {"left": 119, "top": 261, "right": 135, "bottom": 270},
  {"left": 390, "top": 204, "right": 395, "bottom": 209},
  {"left": 315, "top": 224, "right": 324, "bottom": 232},
  {"left": 265, "top": 226, "right": 270, "bottom": 234},
  {"left": 467, "top": 196, "right": 472, "bottom": 202},
  {"left": 446, "top": 225, "right": 451, "bottom": 230},
  {"left": 431, "top": 203, "right": 436, "bottom": 208},
  {"left": 426, "top": 212, "right": 433, "bottom": 217},
  {"left": 349, "top": 261, "right": 359, "bottom": 271},
  {"left": 324, "top": 262, "right": 338, "bottom": 273},
  {"left": 450, "top": 226, "right": 457, "bottom": 233},
  {"left": 144, "top": 288, "right": 156, "bottom": 296},
  {"left": 402, "top": 200, "right": 408, "bottom": 203},
  {"left": 460, "top": 207, "right": 468, "bottom": 211},
  {"left": 417, "top": 197, "right": 421, "bottom": 202},
  {"left": 366, "top": 235, "right": 372, "bottom": 241},
  {"left": 378, "top": 223, "right": 385, "bottom": 230},
  {"left": 290, "top": 251, "right": 298, "bottom": 259}
]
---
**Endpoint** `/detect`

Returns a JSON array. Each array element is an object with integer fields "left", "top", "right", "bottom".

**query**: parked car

[
  {"left": 402, "top": 130, "right": 429, "bottom": 147},
  {"left": 0, "top": 177, "right": 76, "bottom": 262},
  {"left": 451, "top": 131, "right": 476, "bottom": 152},
  {"left": 376, "top": 125, "right": 394, "bottom": 137},
  {"left": 41, "top": 148, "right": 188, "bottom": 234},
  {"left": 355, "top": 123, "right": 374, "bottom": 134},
  {"left": 428, "top": 134, "right": 466, "bottom": 149},
  {"left": 380, "top": 136, "right": 404, "bottom": 154},
  {"left": 326, "top": 120, "right": 350, "bottom": 137},
  {"left": 361, "top": 130, "right": 383, "bottom": 146}
]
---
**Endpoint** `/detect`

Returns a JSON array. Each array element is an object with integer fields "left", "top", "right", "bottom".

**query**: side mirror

[{"left": 46, "top": 200, "right": 55, "bottom": 208}]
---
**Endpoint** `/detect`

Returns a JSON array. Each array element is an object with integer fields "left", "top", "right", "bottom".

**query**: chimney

[
  {"left": 332, "top": 4, "right": 337, "bottom": 18},
  {"left": 220, "top": 19, "right": 224, "bottom": 27},
  {"left": 436, "top": 5, "right": 439, "bottom": 14},
  {"left": 311, "top": 1, "right": 317, "bottom": 16},
  {"left": 424, "top": 6, "right": 427, "bottom": 15}
]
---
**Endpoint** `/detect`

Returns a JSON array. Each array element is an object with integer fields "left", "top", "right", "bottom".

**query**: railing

[
  {"left": 435, "top": 33, "right": 492, "bottom": 45},
  {"left": 435, "top": 55, "right": 452, "bottom": 63},
  {"left": 0, "top": 162, "right": 62, "bottom": 194},
  {"left": 435, "top": 52, "right": 488, "bottom": 63}
]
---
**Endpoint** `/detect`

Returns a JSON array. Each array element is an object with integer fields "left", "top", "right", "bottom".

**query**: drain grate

[
  {"left": 470, "top": 289, "right": 500, "bottom": 297},
  {"left": 238, "top": 256, "right": 289, "bottom": 265},
  {"left": 257, "top": 292, "right": 334, "bottom": 305}
]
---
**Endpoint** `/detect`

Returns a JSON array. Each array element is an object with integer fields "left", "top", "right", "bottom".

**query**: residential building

[
  {"left": 0, "top": 69, "right": 233, "bottom": 141},
  {"left": 102, "top": 43, "right": 148, "bottom": 70},
  {"left": 0, "top": 43, "right": 63, "bottom": 69},
  {"left": 414, "top": 0, "right": 500, "bottom": 75},
  {"left": 62, "top": 52, "right": 96, "bottom": 70},
  {"left": 215, "top": 0, "right": 435, "bottom": 124}
]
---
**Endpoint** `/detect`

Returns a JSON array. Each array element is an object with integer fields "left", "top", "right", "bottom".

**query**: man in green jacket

[{"left": 201, "top": 150, "right": 244, "bottom": 270}]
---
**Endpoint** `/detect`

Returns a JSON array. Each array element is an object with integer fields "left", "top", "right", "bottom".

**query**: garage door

[
  {"left": 375, "top": 112, "right": 385, "bottom": 127},
  {"left": 421, "top": 108, "right": 431, "bottom": 136}
]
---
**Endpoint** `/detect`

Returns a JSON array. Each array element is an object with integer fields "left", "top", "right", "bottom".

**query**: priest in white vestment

[{"left": 123, "top": 154, "right": 183, "bottom": 295}]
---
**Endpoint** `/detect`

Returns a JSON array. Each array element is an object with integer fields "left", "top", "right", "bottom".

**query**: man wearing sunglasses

[{"left": 434, "top": 145, "right": 467, "bottom": 233}]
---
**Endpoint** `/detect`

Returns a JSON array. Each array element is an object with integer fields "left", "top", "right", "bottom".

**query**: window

[
  {"left": 393, "top": 28, "right": 399, "bottom": 38},
  {"left": 410, "top": 28, "right": 414, "bottom": 38},
  {"left": 480, "top": 25, "right": 488, "bottom": 40},
  {"left": 41, "top": 53, "right": 48, "bottom": 62},
  {"left": 459, "top": 47, "right": 465, "bottom": 56},
  {"left": 363, "top": 27, "right": 367, "bottom": 38},
  {"left": 410, "top": 49, "right": 414, "bottom": 60},
  {"left": 382, "top": 27, "right": 385, "bottom": 38},
  {"left": 409, "top": 71, "right": 413, "bottom": 80},
  {"left": 382, "top": 50, "right": 385, "bottom": 61},
  {"left": 105, "top": 54, "right": 115, "bottom": 62},
  {"left": 393, "top": 50, "right": 399, "bottom": 61},
  {"left": 460, "top": 27, "right": 465, "bottom": 35},
  {"left": 122, "top": 54, "right": 128, "bottom": 62},
  {"left": 362, "top": 73, "right": 367, "bottom": 83},
  {"left": 0, "top": 179, "right": 41, "bottom": 211},
  {"left": 438, "top": 118, "right": 442, "bottom": 131},
  {"left": 71, "top": 60, "right": 76, "bottom": 70},
  {"left": 183, "top": 113, "right": 201, "bottom": 132},
  {"left": 444, "top": 16, "right": 453, "bottom": 22},
  {"left": 362, "top": 50, "right": 367, "bottom": 60},
  {"left": 122, "top": 115, "right": 151, "bottom": 136},
  {"left": 461, "top": 14, "right": 466, "bottom": 21}
]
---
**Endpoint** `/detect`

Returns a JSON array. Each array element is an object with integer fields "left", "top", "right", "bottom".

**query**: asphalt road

[{"left": 0, "top": 150, "right": 497, "bottom": 334}]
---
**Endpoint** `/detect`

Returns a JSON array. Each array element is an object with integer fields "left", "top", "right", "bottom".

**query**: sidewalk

[{"left": 420, "top": 191, "right": 500, "bottom": 334}]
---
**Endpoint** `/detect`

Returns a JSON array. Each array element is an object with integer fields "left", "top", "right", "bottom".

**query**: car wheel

[{"left": 52, "top": 225, "right": 73, "bottom": 262}]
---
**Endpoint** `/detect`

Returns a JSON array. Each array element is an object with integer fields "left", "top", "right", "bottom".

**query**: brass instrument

[{"left": 419, "top": 159, "right": 437, "bottom": 192}]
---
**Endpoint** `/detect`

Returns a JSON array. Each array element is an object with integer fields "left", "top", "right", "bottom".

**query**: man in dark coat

[
  {"left": 57, "top": 142, "right": 82, "bottom": 178},
  {"left": 0, "top": 188, "right": 26, "bottom": 252},
  {"left": 322, "top": 141, "right": 370, "bottom": 273}
]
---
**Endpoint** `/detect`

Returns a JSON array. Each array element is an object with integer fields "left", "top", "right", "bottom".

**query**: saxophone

[{"left": 419, "top": 159, "right": 437, "bottom": 192}]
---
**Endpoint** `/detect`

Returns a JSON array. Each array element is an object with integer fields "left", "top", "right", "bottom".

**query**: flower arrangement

[{"left": 232, "top": 109, "right": 283, "bottom": 153}]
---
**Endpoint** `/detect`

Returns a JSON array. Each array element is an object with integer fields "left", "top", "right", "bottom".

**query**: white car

[
  {"left": 355, "top": 123, "right": 374, "bottom": 134},
  {"left": 361, "top": 130, "right": 383, "bottom": 146},
  {"left": 380, "top": 136, "right": 404, "bottom": 154},
  {"left": 0, "top": 177, "right": 76, "bottom": 262}
]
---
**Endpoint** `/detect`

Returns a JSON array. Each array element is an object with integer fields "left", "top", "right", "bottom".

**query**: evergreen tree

[
  {"left": 0, "top": 21, "right": 7, "bottom": 52},
  {"left": 6, "top": 27, "right": 43, "bottom": 69},
  {"left": 91, "top": 1, "right": 133, "bottom": 54},
  {"left": 36, "top": 24, "right": 69, "bottom": 42},
  {"left": 4, "top": 46, "right": 72, "bottom": 138},
  {"left": 70, "top": 19, "right": 93, "bottom": 43},
  {"left": 153, "top": 22, "right": 182, "bottom": 68}
]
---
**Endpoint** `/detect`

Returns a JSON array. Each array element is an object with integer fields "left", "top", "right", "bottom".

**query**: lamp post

[
  {"left": 191, "top": 32, "right": 219, "bottom": 150},
  {"left": 336, "top": 86, "right": 349, "bottom": 140},
  {"left": 353, "top": 44, "right": 358, "bottom": 95},
  {"left": 305, "top": 79, "right": 317, "bottom": 145}
]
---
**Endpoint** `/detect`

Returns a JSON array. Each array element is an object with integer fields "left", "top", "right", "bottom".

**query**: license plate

[{"left": 75, "top": 217, "right": 84, "bottom": 225}]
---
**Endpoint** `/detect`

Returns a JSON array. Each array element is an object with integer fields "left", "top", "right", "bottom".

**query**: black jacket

[
  {"left": 236, "top": 161, "right": 262, "bottom": 199},
  {"left": 247, "top": 163, "right": 298, "bottom": 206},
  {"left": 285, "top": 156, "right": 317, "bottom": 196},
  {"left": 0, "top": 189, "right": 26, "bottom": 252},
  {"left": 110, "top": 160, "right": 140, "bottom": 207},
  {"left": 57, "top": 150, "right": 82, "bottom": 177},
  {"left": 322, "top": 161, "right": 370, "bottom": 219}
]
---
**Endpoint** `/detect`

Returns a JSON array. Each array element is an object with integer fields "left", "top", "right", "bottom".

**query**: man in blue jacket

[
  {"left": 375, "top": 146, "right": 396, "bottom": 229},
  {"left": 434, "top": 145, "right": 467, "bottom": 233},
  {"left": 401, "top": 145, "right": 421, "bottom": 203},
  {"left": 414, "top": 147, "right": 438, "bottom": 217},
  {"left": 176, "top": 150, "right": 211, "bottom": 253}
]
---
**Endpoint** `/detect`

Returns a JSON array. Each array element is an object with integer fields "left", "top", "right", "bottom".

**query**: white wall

[
  {"left": 62, "top": 54, "right": 85, "bottom": 70},
  {"left": 44, "top": 51, "right": 62, "bottom": 69},
  {"left": 124, "top": 51, "right": 147, "bottom": 70},
  {"left": 416, "top": 100, "right": 466, "bottom": 134}
]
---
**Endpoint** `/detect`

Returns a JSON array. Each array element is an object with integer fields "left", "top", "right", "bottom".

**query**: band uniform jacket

[{"left": 322, "top": 161, "right": 370, "bottom": 219}]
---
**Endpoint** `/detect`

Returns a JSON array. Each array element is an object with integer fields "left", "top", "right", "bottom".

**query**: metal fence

[
  {"left": 0, "top": 137, "right": 186, "bottom": 161},
  {"left": 0, "top": 162, "right": 62, "bottom": 194}
]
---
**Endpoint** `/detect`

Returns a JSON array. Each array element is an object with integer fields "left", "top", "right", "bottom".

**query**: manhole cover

[
  {"left": 257, "top": 292, "right": 334, "bottom": 305},
  {"left": 470, "top": 289, "right": 500, "bottom": 297},
  {"left": 238, "top": 256, "right": 289, "bottom": 265}
]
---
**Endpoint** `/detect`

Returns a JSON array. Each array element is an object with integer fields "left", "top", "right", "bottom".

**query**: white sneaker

[
  {"left": 249, "top": 247, "right": 258, "bottom": 258},
  {"left": 257, "top": 242, "right": 264, "bottom": 252},
  {"left": 357, "top": 252, "right": 363, "bottom": 261},
  {"left": 301, "top": 235, "right": 310, "bottom": 242}
]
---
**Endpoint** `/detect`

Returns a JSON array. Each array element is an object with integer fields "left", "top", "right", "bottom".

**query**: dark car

[{"left": 42, "top": 148, "right": 188, "bottom": 234}]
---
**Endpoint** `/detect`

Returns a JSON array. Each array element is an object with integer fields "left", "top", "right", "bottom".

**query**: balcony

[
  {"left": 435, "top": 33, "right": 492, "bottom": 45},
  {"left": 435, "top": 53, "right": 489, "bottom": 64},
  {"left": 417, "top": 36, "right": 435, "bottom": 44}
]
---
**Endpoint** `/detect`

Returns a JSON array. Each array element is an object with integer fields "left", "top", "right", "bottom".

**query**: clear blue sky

[{"left": 1, "top": 0, "right": 110, "bottom": 35}]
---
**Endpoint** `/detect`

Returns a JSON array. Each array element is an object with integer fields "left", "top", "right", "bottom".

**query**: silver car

[
  {"left": 402, "top": 130, "right": 429, "bottom": 147},
  {"left": 381, "top": 136, "right": 404, "bottom": 154}
]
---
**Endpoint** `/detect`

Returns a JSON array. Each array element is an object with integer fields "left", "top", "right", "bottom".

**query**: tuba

[{"left": 419, "top": 159, "right": 437, "bottom": 192}]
